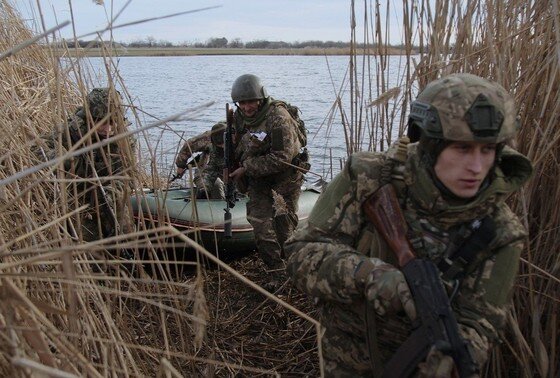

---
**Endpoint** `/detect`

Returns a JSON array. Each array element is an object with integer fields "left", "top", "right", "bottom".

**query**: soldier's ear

[{"left": 407, "top": 121, "right": 422, "bottom": 143}]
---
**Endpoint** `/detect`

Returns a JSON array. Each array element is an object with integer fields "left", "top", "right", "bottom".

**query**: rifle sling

[
  {"left": 382, "top": 326, "right": 432, "bottom": 378},
  {"left": 365, "top": 303, "right": 384, "bottom": 378},
  {"left": 438, "top": 216, "right": 496, "bottom": 281}
]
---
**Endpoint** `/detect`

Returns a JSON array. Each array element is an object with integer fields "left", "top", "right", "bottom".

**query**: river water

[{"left": 86, "top": 55, "right": 409, "bottom": 181}]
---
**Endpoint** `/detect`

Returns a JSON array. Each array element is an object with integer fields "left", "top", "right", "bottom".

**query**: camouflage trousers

[
  {"left": 321, "top": 323, "right": 371, "bottom": 377},
  {"left": 80, "top": 186, "right": 132, "bottom": 242},
  {"left": 186, "top": 168, "right": 224, "bottom": 200},
  {"left": 202, "top": 177, "right": 225, "bottom": 200},
  {"left": 319, "top": 301, "right": 411, "bottom": 377},
  {"left": 246, "top": 179, "right": 301, "bottom": 269}
]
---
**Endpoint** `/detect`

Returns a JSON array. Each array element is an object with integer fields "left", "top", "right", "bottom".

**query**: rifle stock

[
  {"left": 223, "top": 104, "right": 236, "bottom": 238},
  {"left": 362, "top": 184, "right": 479, "bottom": 378}
]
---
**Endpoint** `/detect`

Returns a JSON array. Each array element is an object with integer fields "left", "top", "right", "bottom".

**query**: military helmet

[
  {"left": 86, "top": 87, "right": 122, "bottom": 122},
  {"left": 231, "top": 74, "right": 268, "bottom": 102},
  {"left": 210, "top": 121, "right": 226, "bottom": 145},
  {"left": 408, "top": 73, "right": 519, "bottom": 143}
]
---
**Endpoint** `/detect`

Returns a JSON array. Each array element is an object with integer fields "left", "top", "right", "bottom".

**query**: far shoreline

[{"left": 55, "top": 46, "right": 417, "bottom": 58}]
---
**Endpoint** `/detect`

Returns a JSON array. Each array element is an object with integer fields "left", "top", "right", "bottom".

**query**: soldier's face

[
  {"left": 434, "top": 141, "right": 496, "bottom": 198},
  {"left": 238, "top": 99, "right": 260, "bottom": 117},
  {"left": 96, "top": 121, "right": 115, "bottom": 139}
]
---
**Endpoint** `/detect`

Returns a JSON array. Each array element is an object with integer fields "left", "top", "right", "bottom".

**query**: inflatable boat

[{"left": 130, "top": 186, "right": 321, "bottom": 253}]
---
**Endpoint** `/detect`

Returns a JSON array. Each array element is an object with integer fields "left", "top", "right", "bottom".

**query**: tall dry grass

[
  {"left": 0, "top": 2, "right": 222, "bottom": 377},
  {"left": 2, "top": 0, "right": 558, "bottom": 376},
  {"left": 329, "top": 1, "right": 558, "bottom": 376},
  {"left": 1, "top": 1, "right": 322, "bottom": 376}
]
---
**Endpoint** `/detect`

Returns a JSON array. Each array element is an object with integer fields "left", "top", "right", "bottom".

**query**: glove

[
  {"left": 417, "top": 345, "right": 457, "bottom": 378},
  {"left": 363, "top": 262, "right": 416, "bottom": 320}
]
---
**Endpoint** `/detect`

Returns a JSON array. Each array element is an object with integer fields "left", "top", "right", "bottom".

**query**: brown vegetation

[{"left": 0, "top": 0, "right": 558, "bottom": 377}]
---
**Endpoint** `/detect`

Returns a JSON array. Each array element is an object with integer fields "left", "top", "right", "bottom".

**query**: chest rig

[{"left": 360, "top": 137, "right": 497, "bottom": 282}]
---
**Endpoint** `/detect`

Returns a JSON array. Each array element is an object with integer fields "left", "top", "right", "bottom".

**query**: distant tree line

[{"left": 61, "top": 37, "right": 406, "bottom": 49}]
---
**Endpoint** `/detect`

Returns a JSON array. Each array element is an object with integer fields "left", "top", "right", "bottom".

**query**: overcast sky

[{"left": 15, "top": 0, "right": 402, "bottom": 44}]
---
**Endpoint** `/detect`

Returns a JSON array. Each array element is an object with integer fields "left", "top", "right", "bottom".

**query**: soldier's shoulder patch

[
  {"left": 490, "top": 203, "right": 527, "bottom": 249},
  {"left": 348, "top": 152, "right": 385, "bottom": 197}
]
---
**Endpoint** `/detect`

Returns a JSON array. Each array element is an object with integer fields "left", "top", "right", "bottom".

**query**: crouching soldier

[
  {"left": 37, "top": 87, "right": 135, "bottom": 242},
  {"left": 285, "top": 73, "right": 533, "bottom": 377}
]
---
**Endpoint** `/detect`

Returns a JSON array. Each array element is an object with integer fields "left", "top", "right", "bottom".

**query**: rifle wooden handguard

[{"left": 362, "top": 184, "right": 415, "bottom": 268}]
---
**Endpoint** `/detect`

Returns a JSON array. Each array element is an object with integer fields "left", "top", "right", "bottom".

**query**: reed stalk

[{"left": 1, "top": 0, "right": 558, "bottom": 376}]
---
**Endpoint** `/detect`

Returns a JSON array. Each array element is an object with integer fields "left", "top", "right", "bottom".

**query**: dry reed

[
  {"left": 1, "top": 1, "right": 322, "bottom": 376},
  {"left": 1, "top": 0, "right": 558, "bottom": 377}
]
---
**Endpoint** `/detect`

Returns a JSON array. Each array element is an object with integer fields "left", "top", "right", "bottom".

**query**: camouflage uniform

[
  {"left": 200, "top": 144, "right": 225, "bottom": 199},
  {"left": 285, "top": 74, "right": 533, "bottom": 376},
  {"left": 234, "top": 96, "right": 304, "bottom": 269},
  {"left": 37, "top": 88, "right": 134, "bottom": 242},
  {"left": 176, "top": 129, "right": 213, "bottom": 189},
  {"left": 176, "top": 122, "right": 226, "bottom": 199}
]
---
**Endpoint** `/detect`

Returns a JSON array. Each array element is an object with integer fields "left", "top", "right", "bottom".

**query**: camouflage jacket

[
  {"left": 37, "top": 109, "right": 134, "bottom": 210},
  {"left": 176, "top": 130, "right": 213, "bottom": 169},
  {"left": 203, "top": 145, "right": 225, "bottom": 186},
  {"left": 285, "top": 142, "right": 533, "bottom": 365},
  {"left": 42, "top": 110, "right": 129, "bottom": 176},
  {"left": 234, "top": 97, "right": 302, "bottom": 184}
]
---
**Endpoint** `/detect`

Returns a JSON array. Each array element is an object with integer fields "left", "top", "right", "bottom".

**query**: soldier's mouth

[{"left": 460, "top": 179, "right": 480, "bottom": 188}]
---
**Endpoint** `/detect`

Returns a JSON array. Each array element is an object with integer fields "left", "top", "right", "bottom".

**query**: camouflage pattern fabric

[
  {"left": 418, "top": 346, "right": 456, "bottom": 378},
  {"left": 175, "top": 129, "right": 212, "bottom": 170},
  {"left": 35, "top": 88, "right": 134, "bottom": 242},
  {"left": 285, "top": 142, "right": 532, "bottom": 376},
  {"left": 362, "top": 261, "right": 416, "bottom": 319},
  {"left": 199, "top": 145, "right": 226, "bottom": 199},
  {"left": 85, "top": 87, "right": 124, "bottom": 123},
  {"left": 411, "top": 73, "right": 519, "bottom": 143},
  {"left": 234, "top": 99, "right": 303, "bottom": 269}
]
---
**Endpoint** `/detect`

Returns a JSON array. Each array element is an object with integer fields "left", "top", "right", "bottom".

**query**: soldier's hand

[
  {"left": 364, "top": 264, "right": 416, "bottom": 320},
  {"left": 229, "top": 166, "right": 246, "bottom": 181},
  {"left": 418, "top": 346, "right": 458, "bottom": 378}
]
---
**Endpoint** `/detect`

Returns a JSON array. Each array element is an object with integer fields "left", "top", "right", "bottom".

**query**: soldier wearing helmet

[
  {"left": 228, "top": 74, "right": 304, "bottom": 286},
  {"left": 285, "top": 73, "right": 533, "bottom": 376},
  {"left": 175, "top": 122, "right": 227, "bottom": 199},
  {"left": 37, "top": 87, "right": 135, "bottom": 242}
]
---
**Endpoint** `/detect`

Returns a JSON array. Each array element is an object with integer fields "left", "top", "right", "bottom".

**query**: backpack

[{"left": 272, "top": 100, "right": 307, "bottom": 147}]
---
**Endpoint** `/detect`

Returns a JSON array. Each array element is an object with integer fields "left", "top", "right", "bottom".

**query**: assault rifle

[
  {"left": 362, "top": 184, "right": 479, "bottom": 378},
  {"left": 223, "top": 103, "right": 236, "bottom": 238}
]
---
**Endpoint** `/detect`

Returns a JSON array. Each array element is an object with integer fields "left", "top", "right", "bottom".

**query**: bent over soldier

[
  {"left": 285, "top": 73, "right": 533, "bottom": 377},
  {"left": 175, "top": 122, "right": 226, "bottom": 199},
  {"left": 37, "top": 87, "right": 135, "bottom": 242},
  {"left": 229, "top": 74, "right": 306, "bottom": 274},
  {"left": 175, "top": 121, "right": 226, "bottom": 193}
]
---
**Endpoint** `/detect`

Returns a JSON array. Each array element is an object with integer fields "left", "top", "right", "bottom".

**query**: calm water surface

[{"left": 87, "top": 55, "right": 408, "bottom": 181}]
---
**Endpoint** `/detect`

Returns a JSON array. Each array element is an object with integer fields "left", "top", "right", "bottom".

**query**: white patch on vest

[{"left": 251, "top": 131, "right": 267, "bottom": 141}]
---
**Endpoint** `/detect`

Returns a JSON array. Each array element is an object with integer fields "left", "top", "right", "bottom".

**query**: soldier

[
  {"left": 229, "top": 74, "right": 306, "bottom": 277},
  {"left": 175, "top": 122, "right": 226, "bottom": 199},
  {"left": 176, "top": 125, "right": 212, "bottom": 185},
  {"left": 38, "top": 87, "right": 135, "bottom": 242},
  {"left": 285, "top": 73, "right": 533, "bottom": 376}
]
